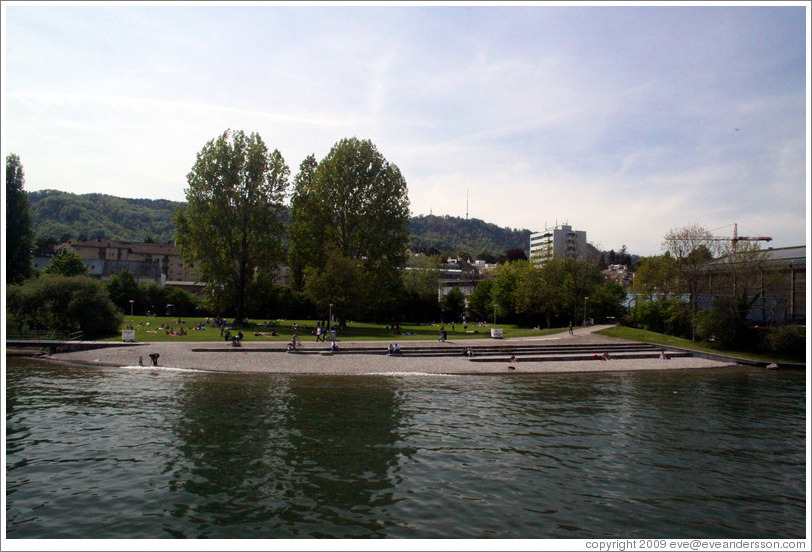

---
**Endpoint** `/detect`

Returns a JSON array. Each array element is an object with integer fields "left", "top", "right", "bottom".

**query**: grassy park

[
  {"left": 595, "top": 325, "right": 804, "bottom": 365},
  {"left": 115, "top": 316, "right": 569, "bottom": 343}
]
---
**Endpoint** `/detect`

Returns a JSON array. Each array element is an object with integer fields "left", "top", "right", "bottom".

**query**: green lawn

[
  {"left": 113, "top": 316, "right": 568, "bottom": 343},
  {"left": 596, "top": 326, "right": 800, "bottom": 365}
]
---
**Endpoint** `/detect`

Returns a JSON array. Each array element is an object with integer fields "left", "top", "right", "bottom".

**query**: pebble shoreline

[{"left": 47, "top": 326, "right": 740, "bottom": 375}]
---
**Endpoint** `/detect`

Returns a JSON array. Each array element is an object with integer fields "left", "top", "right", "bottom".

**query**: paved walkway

[{"left": 45, "top": 325, "right": 740, "bottom": 375}]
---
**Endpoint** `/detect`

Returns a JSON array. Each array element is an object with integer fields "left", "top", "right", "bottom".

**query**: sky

[{"left": 2, "top": 1, "right": 809, "bottom": 256}]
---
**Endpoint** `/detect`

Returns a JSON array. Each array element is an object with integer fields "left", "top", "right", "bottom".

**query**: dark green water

[{"left": 4, "top": 358, "right": 807, "bottom": 539}]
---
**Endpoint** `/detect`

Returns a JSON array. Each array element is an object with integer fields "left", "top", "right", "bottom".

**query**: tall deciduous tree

[
  {"left": 517, "top": 259, "right": 566, "bottom": 328},
  {"left": 466, "top": 278, "right": 494, "bottom": 322},
  {"left": 491, "top": 259, "right": 533, "bottom": 323},
  {"left": 663, "top": 224, "right": 720, "bottom": 339},
  {"left": 106, "top": 270, "right": 140, "bottom": 313},
  {"left": 289, "top": 137, "right": 410, "bottom": 318},
  {"left": 174, "top": 130, "right": 289, "bottom": 323},
  {"left": 6, "top": 153, "right": 34, "bottom": 283},
  {"left": 631, "top": 253, "right": 680, "bottom": 300},
  {"left": 441, "top": 287, "right": 466, "bottom": 322},
  {"left": 287, "top": 154, "right": 320, "bottom": 291}
]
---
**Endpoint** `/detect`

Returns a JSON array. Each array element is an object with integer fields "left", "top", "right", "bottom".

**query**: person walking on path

[{"left": 569, "top": 321, "right": 574, "bottom": 336}]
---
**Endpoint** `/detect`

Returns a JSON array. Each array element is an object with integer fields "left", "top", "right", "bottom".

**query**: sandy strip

[{"left": 46, "top": 329, "right": 740, "bottom": 376}]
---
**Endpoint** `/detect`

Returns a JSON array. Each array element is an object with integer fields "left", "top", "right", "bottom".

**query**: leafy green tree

[
  {"left": 588, "top": 279, "right": 628, "bottom": 321},
  {"left": 516, "top": 260, "right": 567, "bottom": 328},
  {"left": 6, "top": 153, "right": 34, "bottom": 283},
  {"left": 761, "top": 324, "right": 805, "bottom": 361},
  {"left": 505, "top": 248, "right": 528, "bottom": 262},
  {"left": 441, "top": 287, "right": 466, "bottom": 322},
  {"left": 44, "top": 249, "right": 88, "bottom": 277},
  {"left": 467, "top": 278, "right": 495, "bottom": 322},
  {"left": 287, "top": 154, "right": 319, "bottom": 291},
  {"left": 6, "top": 275, "right": 122, "bottom": 338},
  {"left": 631, "top": 253, "right": 679, "bottom": 300},
  {"left": 289, "top": 137, "right": 410, "bottom": 319},
  {"left": 564, "top": 257, "right": 604, "bottom": 324},
  {"left": 106, "top": 270, "right": 140, "bottom": 313},
  {"left": 491, "top": 260, "right": 534, "bottom": 324},
  {"left": 515, "top": 264, "right": 546, "bottom": 326},
  {"left": 139, "top": 281, "right": 168, "bottom": 316},
  {"left": 33, "top": 237, "right": 60, "bottom": 257},
  {"left": 163, "top": 286, "right": 201, "bottom": 318},
  {"left": 302, "top": 250, "right": 366, "bottom": 321},
  {"left": 694, "top": 295, "right": 757, "bottom": 350},
  {"left": 174, "top": 129, "right": 289, "bottom": 323},
  {"left": 626, "top": 299, "right": 692, "bottom": 336},
  {"left": 663, "top": 224, "right": 720, "bottom": 339}
]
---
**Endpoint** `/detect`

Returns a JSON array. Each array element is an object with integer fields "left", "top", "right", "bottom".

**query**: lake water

[{"left": 4, "top": 357, "right": 807, "bottom": 540}]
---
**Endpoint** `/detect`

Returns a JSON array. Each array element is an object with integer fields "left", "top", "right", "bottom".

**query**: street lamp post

[
  {"left": 129, "top": 299, "right": 134, "bottom": 317},
  {"left": 329, "top": 303, "right": 334, "bottom": 332},
  {"left": 583, "top": 296, "right": 589, "bottom": 326}
]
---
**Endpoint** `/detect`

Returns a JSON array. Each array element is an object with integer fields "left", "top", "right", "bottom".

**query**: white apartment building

[{"left": 529, "top": 224, "right": 587, "bottom": 267}]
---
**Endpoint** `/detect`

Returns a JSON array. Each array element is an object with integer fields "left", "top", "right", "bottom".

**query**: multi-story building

[
  {"left": 437, "top": 258, "right": 496, "bottom": 302},
  {"left": 34, "top": 238, "right": 292, "bottom": 294},
  {"left": 31, "top": 239, "right": 201, "bottom": 289},
  {"left": 529, "top": 223, "right": 587, "bottom": 267},
  {"left": 695, "top": 245, "right": 806, "bottom": 324}
]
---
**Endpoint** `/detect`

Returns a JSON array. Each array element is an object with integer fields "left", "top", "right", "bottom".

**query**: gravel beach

[{"left": 46, "top": 325, "right": 739, "bottom": 375}]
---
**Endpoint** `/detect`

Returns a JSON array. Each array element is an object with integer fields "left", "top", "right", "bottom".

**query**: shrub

[
  {"left": 759, "top": 324, "right": 806, "bottom": 361},
  {"left": 694, "top": 296, "right": 757, "bottom": 351},
  {"left": 626, "top": 299, "right": 692, "bottom": 337},
  {"left": 6, "top": 275, "right": 122, "bottom": 339}
]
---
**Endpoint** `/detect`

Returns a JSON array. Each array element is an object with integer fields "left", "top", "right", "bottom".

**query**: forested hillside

[
  {"left": 29, "top": 190, "right": 181, "bottom": 244},
  {"left": 27, "top": 190, "right": 533, "bottom": 258},
  {"left": 408, "top": 214, "right": 531, "bottom": 259}
]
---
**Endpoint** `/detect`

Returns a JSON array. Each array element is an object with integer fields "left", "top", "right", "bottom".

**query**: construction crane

[{"left": 710, "top": 223, "right": 772, "bottom": 249}]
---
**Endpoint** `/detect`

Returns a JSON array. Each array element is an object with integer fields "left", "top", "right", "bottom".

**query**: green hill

[
  {"left": 408, "top": 214, "right": 531, "bottom": 259},
  {"left": 28, "top": 190, "right": 533, "bottom": 258},
  {"left": 29, "top": 190, "right": 181, "bottom": 244}
]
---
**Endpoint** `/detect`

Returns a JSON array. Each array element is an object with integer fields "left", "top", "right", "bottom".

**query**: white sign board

[
  {"left": 122, "top": 329, "right": 136, "bottom": 342},
  {"left": 490, "top": 328, "right": 503, "bottom": 339}
]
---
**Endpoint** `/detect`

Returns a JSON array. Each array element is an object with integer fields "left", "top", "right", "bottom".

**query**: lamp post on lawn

[
  {"left": 129, "top": 299, "right": 134, "bottom": 317},
  {"left": 583, "top": 296, "right": 589, "bottom": 326},
  {"left": 329, "top": 303, "right": 334, "bottom": 332}
]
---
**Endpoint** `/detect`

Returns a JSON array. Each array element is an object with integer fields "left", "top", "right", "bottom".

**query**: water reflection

[
  {"left": 280, "top": 376, "right": 407, "bottom": 537},
  {"left": 166, "top": 374, "right": 290, "bottom": 537},
  {"left": 165, "top": 373, "right": 408, "bottom": 538}
]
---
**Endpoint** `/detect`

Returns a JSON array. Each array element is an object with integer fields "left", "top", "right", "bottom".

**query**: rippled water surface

[{"left": 5, "top": 358, "right": 806, "bottom": 539}]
